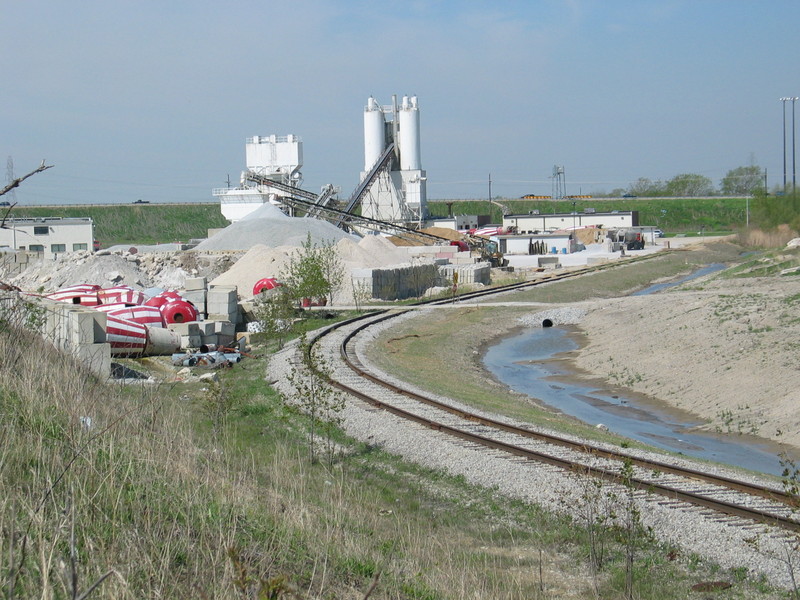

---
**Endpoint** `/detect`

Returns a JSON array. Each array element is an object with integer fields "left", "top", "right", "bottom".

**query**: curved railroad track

[{"left": 299, "top": 266, "right": 800, "bottom": 538}]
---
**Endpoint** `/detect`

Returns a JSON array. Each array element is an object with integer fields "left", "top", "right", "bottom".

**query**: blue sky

[{"left": 2, "top": 1, "right": 799, "bottom": 204}]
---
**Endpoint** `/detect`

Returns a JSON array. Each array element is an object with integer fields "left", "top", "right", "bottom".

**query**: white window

[
  {"left": 73, "top": 243, "right": 88, "bottom": 251},
  {"left": 51, "top": 244, "right": 66, "bottom": 253},
  {"left": 29, "top": 244, "right": 44, "bottom": 252}
]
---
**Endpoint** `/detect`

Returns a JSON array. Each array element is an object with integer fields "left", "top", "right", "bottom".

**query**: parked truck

[{"left": 608, "top": 228, "right": 646, "bottom": 251}]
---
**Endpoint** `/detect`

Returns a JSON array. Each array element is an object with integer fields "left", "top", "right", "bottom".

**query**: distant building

[
  {"left": 0, "top": 217, "right": 94, "bottom": 258},
  {"left": 502, "top": 210, "right": 638, "bottom": 233}
]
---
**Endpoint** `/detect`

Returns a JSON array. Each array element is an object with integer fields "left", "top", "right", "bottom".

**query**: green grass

[
  {"left": 8, "top": 204, "right": 229, "bottom": 247},
  {"left": 6, "top": 196, "right": 757, "bottom": 248},
  {"left": 427, "top": 196, "right": 749, "bottom": 233}
]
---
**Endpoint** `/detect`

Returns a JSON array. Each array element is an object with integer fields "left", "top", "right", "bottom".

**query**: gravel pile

[
  {"left": 6, "top": 249, "right": 239, "bottom": 294},
  {"left": 193, "top": 205, "right": 357, "bottom": 252}
]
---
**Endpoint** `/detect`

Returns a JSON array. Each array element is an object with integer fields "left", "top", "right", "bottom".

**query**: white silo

[
  {"left": 398, "top": 95, "right": 421, "bottom": 171},
  {"left": 363, "top": 96, "right": 386, "bottom": 170}
]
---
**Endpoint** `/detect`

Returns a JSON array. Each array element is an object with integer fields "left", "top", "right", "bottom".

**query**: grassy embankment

[
  {"left": 428, "top": 196, "right": 749, "bottom": 235},
  {"left": 1, "top": 242, "right": 785, "bottom": 598},
  {"left": 8, "top": 196, "right": 753, "bottom": 248},
  {"left": 8, "top": 204, "right": 229, "bottom": 247}
]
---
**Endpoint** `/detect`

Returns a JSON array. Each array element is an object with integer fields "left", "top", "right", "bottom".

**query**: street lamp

[
  {"left": 780, "top": 97, "right": 799, "bottom": 193},
  {"left": 794, "top": 97, "right": 798, "bottom": 193},
  {"left": 781, "top": 97, "right": 788, "bottom": 189}
]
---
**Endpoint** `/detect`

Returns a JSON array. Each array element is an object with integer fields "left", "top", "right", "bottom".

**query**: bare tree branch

[{"left": 0, "top": 160, "right": 53, "bottom": 197}]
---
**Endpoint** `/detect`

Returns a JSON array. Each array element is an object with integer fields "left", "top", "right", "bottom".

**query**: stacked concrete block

[
  {"left": 206, "top": 285, "right": 240, "bottom": 324},
  {"left": 198, "top": 321, "right": 217, "bottom": 348},
  {"left": 0, "top": 251, "right": 31, "bottom": 276},
  {"left": 450, "top": 254, "right": 478, "bottom": 265},
  {"left": 168, "top": 321, "right": 202, "bottom": 349},
  {"left": 403, "top": 245, "right": 445, "bottom": 260},
  {"left": 214, "top": 320, "right": 236, "bottom": 347},
  {"left": 181, "top": 276, "right": 207, "bottom": 316},
  {"left": 351, "top": 263, "right": 439, "bottom": 301},
  {"left": 36, "top": 297, "right": 111, "bottom": 377},
  {"left": 436, "top": 263, "right": 491, "bottom": 287}
]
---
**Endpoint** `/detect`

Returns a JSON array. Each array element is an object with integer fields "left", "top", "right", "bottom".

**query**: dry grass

[
  {"left": 1, "top": 291, "right": 785, "bottom": 599},
  {"left": 737, "top": 224, "right": 799, "bottom": 248}
]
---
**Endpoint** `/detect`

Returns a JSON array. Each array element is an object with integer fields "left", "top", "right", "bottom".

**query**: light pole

[
  {"left": 780, "top": 97, "right": 799, "bottom": 193},
  {"left": 793, "top": 97, "right": 798, "bottom": 193},
  {"left": 781, "top": 97, "right": 788, "bottom": 190}
]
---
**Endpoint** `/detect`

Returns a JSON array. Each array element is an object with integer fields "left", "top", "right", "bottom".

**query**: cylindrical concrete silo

[
  {"left": 363, "top": 96, "right": 386, "bottom": 170},
  {"left": 398, "top": 95, "right": 421, "bottom": 171}
]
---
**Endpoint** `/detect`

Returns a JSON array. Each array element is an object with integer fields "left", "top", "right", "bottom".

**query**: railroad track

[{"left": 299, "top": 267, "right": 800, "bottom": 537}]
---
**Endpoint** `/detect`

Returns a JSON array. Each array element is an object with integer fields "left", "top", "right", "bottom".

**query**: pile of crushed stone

[
  {"left": 7, "top": 250, "right": 240, "bottom": 295},
  {"left": 193, "top": 203, "right": 358, "bottom": 252}
]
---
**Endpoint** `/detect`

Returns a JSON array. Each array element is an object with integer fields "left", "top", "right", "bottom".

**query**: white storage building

[{"left": 0, "top": 217, "right": 95, "bottom": 258}]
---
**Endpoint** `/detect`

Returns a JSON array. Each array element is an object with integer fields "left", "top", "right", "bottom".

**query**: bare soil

[
  {"left": 374, "top": 241, "right": 800, "bottom": 457},
  {"left": 572, "top": 274, "right": 800, "bottom": 450}
]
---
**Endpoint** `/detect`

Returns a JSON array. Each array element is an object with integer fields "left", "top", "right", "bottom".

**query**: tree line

[{"left": 605, "top": 165, "right": 767, "bottom": 197}]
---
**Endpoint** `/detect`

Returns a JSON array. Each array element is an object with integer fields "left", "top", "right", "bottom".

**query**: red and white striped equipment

[
  {"left": 96, "top": 304, "right": 165, "bottom": 328},
  {"left": 144, "top": 290, "right": 184, "bottom": 308},
  {"left": 46, "top": 284, "right": 102, "bottom": 306},
  {"left": 98, "top": 286, "right": 147, "bottom": 306},
  {"left": 105, "top": 314, "right": 181, "bottom": 356}
]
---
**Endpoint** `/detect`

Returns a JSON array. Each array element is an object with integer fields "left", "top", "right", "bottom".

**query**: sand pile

[
  {"left": 193, "top": 205, "right": 356, "bottom": 252},
  {"left": 211, "top": 235, "right": 419, "bottom": 304}
]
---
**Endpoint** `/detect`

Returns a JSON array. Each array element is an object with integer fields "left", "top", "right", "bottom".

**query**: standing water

[{"left": 483, "top": 264, "right": 793, "bottom": 476}]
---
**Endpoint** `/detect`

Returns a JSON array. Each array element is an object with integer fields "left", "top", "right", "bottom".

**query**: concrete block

[
  {"left": 168, "top": 322, "right": 201, "bottom": 336},
  {"left": 216, "top": 334, "right": 235, "bottom": 347},
  {"left": 213, "top": 321, "right": 235, "bottom": 336},
  {"left": 538, "top": 256, "right": 561, "bottom": 269},
  {"left": 207, "top": 286, "right": 237, "bottom": 303},
  {"left": 184, "top": 277, "right": 207, "bottom": 291},
  {"left": 199, "top": 321, "right": 216, "bottom": 335},
  {"left": 70, "top": 309, "right": 106, "bottom": 345},
  {"left": 206, "top": 313, "right": 234, "bottom": 324},
  {"left": 200, "top": 333, "right": 218, "bottom": 346},
  {"left": 73, "top": 342, "right": 112, "bottom": 377},
  {"left": 206, "top": 302, "right": 237, "bottom": 316},
  {"left": 180, "top": 334, "right": 202, "bottom": 349},
  {"left": 181, "top": 289, "right": 206, "bottom": 306}
]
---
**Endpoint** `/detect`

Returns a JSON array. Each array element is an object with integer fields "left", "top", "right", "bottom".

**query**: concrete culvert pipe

[{"left": 542, "top": 318, "right": 554, "bottom": 328}]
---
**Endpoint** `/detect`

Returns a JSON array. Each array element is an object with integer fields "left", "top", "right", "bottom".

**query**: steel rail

[{"left": 303, "top": 265, "right": 800, "bottom": 533}]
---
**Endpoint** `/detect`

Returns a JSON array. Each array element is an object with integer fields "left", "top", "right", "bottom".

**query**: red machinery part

[
  {"left": 160, "top": 299, "right": 198, "bottom": 324},
  {"left": 449, "top": 240, "right": 470, "bottom": 252},
  {"left": 144, "top": 290, "right": 184, "bottom": 308},
  {"left": 252, "top": 278, "right": 281, "bottom": 296}
]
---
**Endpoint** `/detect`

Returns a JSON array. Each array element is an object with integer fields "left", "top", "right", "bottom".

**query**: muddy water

[{"left": 483, "top": 264, "right": 796, "bottom": 476}]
